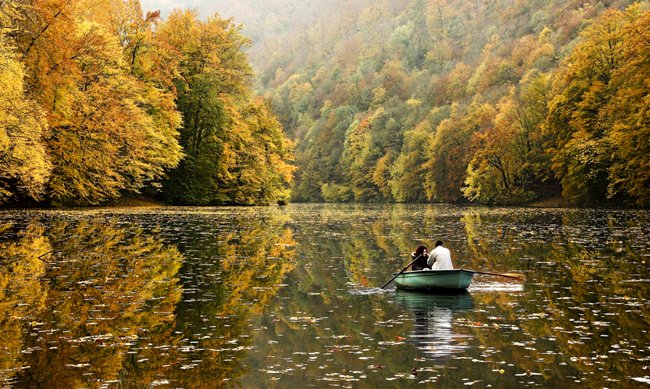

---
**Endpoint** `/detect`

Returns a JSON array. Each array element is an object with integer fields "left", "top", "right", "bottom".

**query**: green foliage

[
  {"left": 321, "top": 183, "right": 353, "bottom": 202},
  {"left": 156, "top": 10, "right": 295, "bottom": 205},
  {"left": 463, "top": 72, "right": 553, "bottom": 204},
  {"left": 243, "top": 0, "right": 643, "bottom": 206},
  {"left": 292, "top": 105, "right": 357, "bottom": 201}
]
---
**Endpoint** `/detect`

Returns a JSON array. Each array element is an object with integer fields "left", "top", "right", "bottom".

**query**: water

[{"left": 0, "top": 204, "right": 648, "bottom": 387}]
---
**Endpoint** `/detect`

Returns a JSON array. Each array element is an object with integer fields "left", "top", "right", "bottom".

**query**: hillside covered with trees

[
  {"left": 2, "top": 0, "right": 648, "bottom": 208},
  {"left": 217, "top": 0, "right": 649, "bottom": 207},
  {"left": 0, "top": 0, "right": 294, "bottom": 207}
]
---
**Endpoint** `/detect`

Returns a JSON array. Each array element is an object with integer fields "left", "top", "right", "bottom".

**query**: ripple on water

[
  {"left": 1, "top": 204, "right": 648, "bottom": 388},
  {"left": 469, "top": 281, "right": 525, "bottom": 293},
  {"left": 348, "top": 286, "right": 391, "bottom": 295}
]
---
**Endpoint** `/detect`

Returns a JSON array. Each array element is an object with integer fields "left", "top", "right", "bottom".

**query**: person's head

[
  {"left": 435, "top": 240, "right": 444, "bottom": 247},
  {"left": 415, "top": 245, "right": 428, "bottom": 256}
]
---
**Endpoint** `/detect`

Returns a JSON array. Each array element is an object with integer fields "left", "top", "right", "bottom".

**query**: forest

[
  {"left": 1, "top": 0, "right": 649, "bottom": 207},
  {"left": 218, "top": 0, "right": 649, "bottom": 207},
  {"left": 0, "top": 0, "right": 295, "bottom": 206}
]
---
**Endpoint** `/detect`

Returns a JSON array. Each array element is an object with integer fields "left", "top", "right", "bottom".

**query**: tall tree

[
  {"left": 158, "top": 10, "right": 294, "bottom": 204},
  {"left": 425, "top": 102, "right": 494, "bottom": 202},
  {"left": 463, "top": 72, "right": 554, "bottom": 204},
  {"left": 227, "top": 98, "right": 296, "bottom": 204},
  {"left": 0, "top": 2, "right": 51, "bottom": 204},
  {"left": 15, "top": 0, "right": 182, "bottom": 205},
  {"left": 604, "top": 5, "right": 650, "bottom": 206},
  {"left": 545, "top": 5, "right": 647, "bottom": 206},
  {"left": 342, "top": 113, "right": 382, "bottom": 201}
]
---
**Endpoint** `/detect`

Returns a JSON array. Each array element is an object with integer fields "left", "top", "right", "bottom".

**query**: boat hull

[{"left": 394, "top": 269, "right": 475, "bottom": 291}]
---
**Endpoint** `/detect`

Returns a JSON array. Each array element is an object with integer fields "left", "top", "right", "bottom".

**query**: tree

[
  {"left": 342, "top": 114, "right": 381, "bottom": 201},
  {"left": 0, "top": 9, "right": 51, "bottom": 204},
  {"left": 156, "top": 10, "right": 251, "bottom": 204},
  {"left": 604, "top": 5, "right": 650, "bottom": 206},
  {"left": 389, "top": 120, "right": 433, "bottom": 202},
  {"left": 545, "top": 5, "right": 647, "bottom": 206},
  {"left": 425, "top": 102, "right": 493, "bottom": 202},
  {"left": 463, "top": 99, "right": 514, "bottom": 203},
  {"left": 235, "top": 98, "right": 296, "bottom": 204},
  {"left": 463, "top": 72, "right": 554, "bottom": 204},
  {"left": 15, "top": 0, "right": 182, "bottom": 205},
  {"left": 157, "top": 10, "right": 295, "bottom": 205}
]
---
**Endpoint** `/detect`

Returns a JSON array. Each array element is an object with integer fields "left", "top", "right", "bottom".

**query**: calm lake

[{"left": 0, "top": 204, "right": 648, "bottom": 388}]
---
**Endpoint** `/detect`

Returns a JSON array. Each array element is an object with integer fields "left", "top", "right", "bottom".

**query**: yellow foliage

[
  {"left": 546, "top": 4, "right": 649, "bottom": 205},
  {"left": 11, "top": 0, "right": 182, "bottom": 205},
  {"left": 0, "top": 35, "right": 51, "bottom": 203}
]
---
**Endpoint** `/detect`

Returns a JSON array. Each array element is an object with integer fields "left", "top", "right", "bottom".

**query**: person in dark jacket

[{"left": 411, "top": 245, "right": 430, "bottom": 271}]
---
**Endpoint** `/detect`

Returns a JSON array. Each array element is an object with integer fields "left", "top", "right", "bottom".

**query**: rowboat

[{"left": 393, "top": 269, "right": 475, "bottom": 291}]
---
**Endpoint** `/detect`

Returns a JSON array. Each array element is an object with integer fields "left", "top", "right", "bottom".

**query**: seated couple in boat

[{"left": 411, "top": 241, "right": 453, "bottom": 271}]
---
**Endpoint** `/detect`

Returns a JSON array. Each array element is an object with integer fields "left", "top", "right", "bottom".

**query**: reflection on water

[
  {"left": 395, "top": 291, "right": 473, "bottom": 360},
  {"left": 0, "top": 204, "right": 648, "bottom": 387},
  {"left": 0, "top": 211, "right": 296, "bottom": 387},
  {"left": 0, "top": 219, "right": 184, "bottom": 387}
]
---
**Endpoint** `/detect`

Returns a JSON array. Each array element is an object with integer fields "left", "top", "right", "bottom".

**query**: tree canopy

[
  {"left": 218, "top": 0, "right": 648, "bottom": 207},
  {"left": 0, "top": 0, "right": 294, "bottom": 207},
  {"left": 1, "top": 0, "right": 648, "bottom": 207}
]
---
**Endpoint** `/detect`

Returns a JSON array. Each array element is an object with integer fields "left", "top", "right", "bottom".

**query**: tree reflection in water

[
  {"left": 395, "top": 291, "right": 474, "bottom": 361},
  {"left": 0, "top": 219, "right": 184, "bottom": 387},
  {"left": 0, "top": 214, "right": 296, "bottom": 388},
  {"left": 0, "top": 205, "right": 648, "bottom": 387}
]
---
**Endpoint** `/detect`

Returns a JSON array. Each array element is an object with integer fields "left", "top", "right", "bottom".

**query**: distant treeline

[
  {"left": 247, "top": 0, "right": 649, "bottom": 207},
  {"left": 0, "top": 0, "right": 295, "bottom": 207}
]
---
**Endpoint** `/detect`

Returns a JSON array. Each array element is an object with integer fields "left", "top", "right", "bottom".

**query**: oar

[
  {"left": 380, "top": 254, "right": 423, "bottom": 289},
  {"left": 473, "top": 270, "right": 525, "bottom": 280}
]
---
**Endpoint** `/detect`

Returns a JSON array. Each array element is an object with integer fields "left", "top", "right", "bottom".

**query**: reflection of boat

[
  {"left": 394, "top": 291, "right": 474, "bottom": 360},
  {"left": 394, "top": 290, "right": 474, "bottom": 311},
  {"left": 394, "top": 269, "right": 475, "bottom": 291}
]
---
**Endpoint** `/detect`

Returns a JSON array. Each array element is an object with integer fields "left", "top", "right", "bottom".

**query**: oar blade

[
  {"left": 474, "top": 270, "right": 525, "bottom": 280},
  {"left": 501, "top": 272, "right": 525, "bottom": 279}
]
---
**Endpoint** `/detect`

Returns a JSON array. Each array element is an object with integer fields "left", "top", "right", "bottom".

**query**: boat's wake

[
  {"left": 468, "top": 281, "right": 524, "bottom": 292},
  {"left": 346, "top": 280, "right": 524, "bottom": 295},
  {"left": 348, "top": 286, "right": 392, "bottom": 295}
]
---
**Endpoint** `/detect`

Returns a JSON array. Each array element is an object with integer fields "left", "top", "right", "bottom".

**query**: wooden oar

[
  {"left": 380, "top": 254, "right": 423, "bottom": 289},
  {"left": 473, "top": 270, "right": 525, "bottom": 280}
]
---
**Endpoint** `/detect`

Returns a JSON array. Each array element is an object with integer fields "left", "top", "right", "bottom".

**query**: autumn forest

[
  {"left": 1, "top": 0, "right": 294, "bottom": 206},
  {"left": 1, "top": 0, "right": 649, "bottom": 207}
]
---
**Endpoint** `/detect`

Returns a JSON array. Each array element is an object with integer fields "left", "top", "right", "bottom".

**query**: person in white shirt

[{"left": 428, "top": 240, "right": 453, "bottom": 270}]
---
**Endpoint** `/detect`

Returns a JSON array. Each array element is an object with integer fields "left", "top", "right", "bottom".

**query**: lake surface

[{"left": 0, "top": 204, "right": 648, "bottom": 388}]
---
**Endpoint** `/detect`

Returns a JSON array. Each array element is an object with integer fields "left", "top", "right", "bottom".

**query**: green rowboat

[{"left": 393, "top": 269, "right": 475, "bottom": 291}]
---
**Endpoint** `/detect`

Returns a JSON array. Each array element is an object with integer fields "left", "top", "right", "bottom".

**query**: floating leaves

[{"left": 1, "top": 205, "right": 649, "bottom": 388}]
